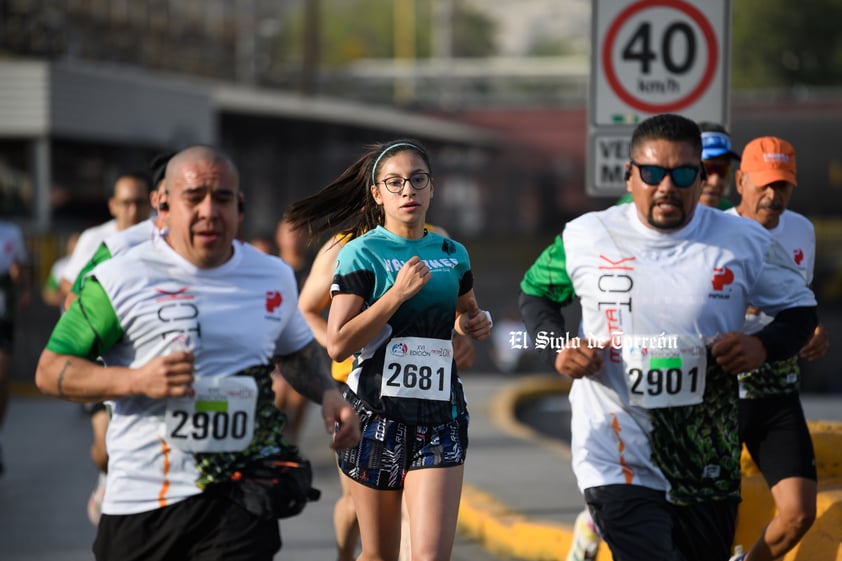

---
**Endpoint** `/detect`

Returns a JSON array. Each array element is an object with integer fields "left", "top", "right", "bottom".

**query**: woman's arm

[
  {"left": 327, "top": 256, "right": 431, "bottom": 361},
  {"left": 298, "top": 238, "right": 342, "bottom": 348}
]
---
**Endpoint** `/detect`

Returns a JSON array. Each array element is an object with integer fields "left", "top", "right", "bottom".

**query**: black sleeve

[
  {"left": 754, "top": 306, "right": 817, "bottom": 362},
  {"left": 518, "top": 291, "right": 567, "bottom": 368}
]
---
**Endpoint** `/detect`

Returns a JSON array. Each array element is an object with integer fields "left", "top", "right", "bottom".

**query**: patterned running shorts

[{"left": 337, "top": 393, "right": 469, "bottom": 490}]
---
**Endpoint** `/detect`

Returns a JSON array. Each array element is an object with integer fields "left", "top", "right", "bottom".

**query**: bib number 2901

[
  {"left": 628, "top": 366, "right": 699, "bottom": 398},
  {"left": 380, "top": 337, "right": 452, "bottom": 401},
  {"left": 622, "top": 334, "right": 707, "bottom": 409}
]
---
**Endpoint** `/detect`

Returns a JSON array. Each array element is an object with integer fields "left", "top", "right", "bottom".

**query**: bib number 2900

[
  {"left": 169, "top": 410, "right": 249, "bottom": 441},
  {"left": 164, "top": 377, "right": 257, "bottom": 452}
]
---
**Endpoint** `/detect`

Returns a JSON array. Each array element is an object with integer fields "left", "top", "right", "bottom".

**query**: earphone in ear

[
  {"left": 624, "top": 168, "right": 631, "bottom": 181},
  {"left": 158, "top": 201, "right": 169, "bottom": 212}
]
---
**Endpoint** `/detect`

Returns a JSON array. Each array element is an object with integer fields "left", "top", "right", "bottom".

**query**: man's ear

[
  {"left": 734, "top": 170, "right": 746, "bottom": 196},
  {"left": 156, "top": 191, "right": 169, "bottom": 212},
  {"left": 107, "top": 196, "right": 118, "bottom": 218}
]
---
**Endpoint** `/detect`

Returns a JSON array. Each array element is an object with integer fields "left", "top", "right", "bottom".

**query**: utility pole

[
  {"left": 236, "top": 0, "right": 256, "bottom": 84},
  {"left": 432, "top": 0, "right": 455, "bottom": 108},
  {"left": 393, "top": 0, "right": 416, "bottom": 105},
  {"left": 300, "top": 0, "right": 320, "bottom": 96}
]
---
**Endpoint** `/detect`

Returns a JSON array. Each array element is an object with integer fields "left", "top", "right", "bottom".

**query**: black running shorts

[
  {"left": 585, "top": 484, "right": 738, "bottom": 561},
  {"left": 94, "top": 492, "right": 280, "bottom": 561},
  {"left": 739, "top": 393, "right": 817, "bottom": 487}
]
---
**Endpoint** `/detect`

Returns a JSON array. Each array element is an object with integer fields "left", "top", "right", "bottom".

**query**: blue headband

[{"left": 371, "top": 142, "right": 420, "bottom": 185}]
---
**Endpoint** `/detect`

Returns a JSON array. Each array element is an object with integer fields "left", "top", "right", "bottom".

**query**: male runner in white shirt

[{"left": 520, "top": 114, "right": 817, "bottom": 561}]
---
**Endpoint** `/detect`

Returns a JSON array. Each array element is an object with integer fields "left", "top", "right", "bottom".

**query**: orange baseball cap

[{"left": 739, "top": 136, "right": 797, "bottom": 186}]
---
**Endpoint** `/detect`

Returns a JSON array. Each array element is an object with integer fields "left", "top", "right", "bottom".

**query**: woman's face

[{"left": 370, "top": 150, "right": 433, "bottom": 236}]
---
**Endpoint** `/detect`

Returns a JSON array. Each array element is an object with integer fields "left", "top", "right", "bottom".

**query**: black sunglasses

[{"left": 630, "top": 160, "right": 701, "bottom": 188}]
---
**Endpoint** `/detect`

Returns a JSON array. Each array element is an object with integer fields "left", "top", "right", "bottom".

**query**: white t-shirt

[
  {"left": 725, "top": 208, "right": 815, "bottom": 334},
  {"left": 61, "top": 219, "right": 119, "bottom": 284},
  {"left": 563, "top": 204, "right": 816, "bottom": 499},
  {"left": 104, "top": 218, "right": 161, "bottom": 257},
  {"left": 85, "top": 238, "right": 313, "bottom": 515}
]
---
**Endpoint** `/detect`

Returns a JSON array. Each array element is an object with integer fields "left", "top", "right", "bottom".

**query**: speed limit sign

[
  {"left": 591, "top": 0, "right": 729, "bottom": 125},
  {"left": 586, "top": 0, "right": 730, "bottom": 196}
]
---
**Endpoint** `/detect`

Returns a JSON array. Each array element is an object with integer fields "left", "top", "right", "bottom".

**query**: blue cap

[{"left": 701, "top": 131, "right": 740, "bottom": 161}]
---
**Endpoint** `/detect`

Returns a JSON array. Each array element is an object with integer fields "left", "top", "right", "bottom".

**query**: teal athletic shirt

[{"left": 332, "top": 226, "right": 473, "bottom": 425}]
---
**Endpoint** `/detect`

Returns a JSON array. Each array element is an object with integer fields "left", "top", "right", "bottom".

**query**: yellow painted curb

[
  {"left": 461, "top": 374, "right": 842, "bottom": 561},
  {"left": 458, "top": 374, "right": 612, "bottom": 561},
  {"left": 458, "top": 484, "right": 612, "bottom": 561}
]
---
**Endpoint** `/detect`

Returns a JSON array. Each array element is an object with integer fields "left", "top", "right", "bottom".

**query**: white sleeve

[
  {"left": 750, "top": 237, "right": 817, "bottom": 316},
  {"left": 60, "top": 231, "right": 100, "bottom": 284}
]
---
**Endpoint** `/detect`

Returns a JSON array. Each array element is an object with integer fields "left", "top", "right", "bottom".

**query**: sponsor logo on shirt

[
  {"left": 598, "top": 254, "right": 635, "bottom": 364},
  {"left": 709, "top": 266, "right": 734, "bottom": 299},
  {"left": 382, "top": 257, "right": 459, "bottom": 273},
  {"left": 264, "top": 290, "right": 284, "bottom": 321},
  {"left": 390, "top": 342, "right": 409, "bottom": 356},
  {"left": 265, "top": 290, "right": 282, "bottom": 313},
  {"left": 793, "top": 248, "right": 804, "bottom": 266},
  {"left": 154, "top": 284, "right": 202, "bottom": 343}
]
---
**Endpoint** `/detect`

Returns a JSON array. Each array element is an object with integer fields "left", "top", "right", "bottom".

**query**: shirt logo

[
  {"left": 265, "top": 290, "right": 282, "bottom": 313},
  {"left": 155, "top": 286, "right": 193, "bottom": 302},
  {"left": 390, "top": 342, "right": 408, "bottom": 357},
  {"left": 793, "top": 248, "right": 804, "bottom": 266},
  {"left": 711, "top": 267, "right": 734, "bottom": 291},
  {"left": 598, "top": 255, "right": 636, "bottom": 270}
]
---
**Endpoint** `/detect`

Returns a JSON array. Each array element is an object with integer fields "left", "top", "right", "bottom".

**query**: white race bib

[
  {"left": 622, "top": 334, "right": 707, "bottom": 409},
  {"left": 380, "top": 337, "right": 452, "bottom": 401},
  {"left": 165, "top": 377, "right": 257, "bottom": 452}
]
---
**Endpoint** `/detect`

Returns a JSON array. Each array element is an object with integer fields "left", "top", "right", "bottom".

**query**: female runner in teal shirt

[{"left": 287, "top": 140, "right": 491, "bottom": 561}]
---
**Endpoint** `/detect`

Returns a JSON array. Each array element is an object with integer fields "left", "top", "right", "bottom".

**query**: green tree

[
  {"left": 732, "top": 0, "right": 842, "bottom": 88},
  {"left": 275, "top": 0, "right": 496, "bottom": 69}
]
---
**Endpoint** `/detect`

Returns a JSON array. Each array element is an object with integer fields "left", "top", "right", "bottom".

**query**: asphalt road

[{"left": 0, "top": 393, "right": 507, "bottom": 561}]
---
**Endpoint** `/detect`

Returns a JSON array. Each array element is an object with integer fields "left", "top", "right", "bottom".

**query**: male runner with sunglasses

[
  {"left": 573, "top": 120, "right": 744, "bottom": 561},
  {"left": 617, "top": 121, "right": 740, "bottom": 211},
  {"left": 519, "top": 114, "right": 817, "bottom": 561}
]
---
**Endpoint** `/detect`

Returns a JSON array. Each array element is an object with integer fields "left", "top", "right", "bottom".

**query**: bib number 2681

[{"left": 380, "top": 337, "right": 452, "bottom": 401}]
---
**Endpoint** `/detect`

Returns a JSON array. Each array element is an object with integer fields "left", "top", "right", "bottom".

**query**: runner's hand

[
  {"left": 392, "top": 256, "right": 431, "bottom": 302},
  {"left": 799, "top": 324, "right": 829, "bottom": 361},
  {"left": 710, "top": 332, "right": 767, "bottom": 374},
  {"left": 322, "top": 388, "right": 361, "bottom": 450},
  {"left": 554, "top": 340, "right": 606, "bottom": 379},
  {"left": 131, "top": 351, "right": 195, "bottom": 398}
]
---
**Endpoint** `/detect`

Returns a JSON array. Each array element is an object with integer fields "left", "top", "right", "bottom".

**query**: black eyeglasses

[
  {"left": 630, "top": 160, "right": 700, "bottom": 188},
  {"left": 380, "top": 172, "right": 431, "bottom": 193}
]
